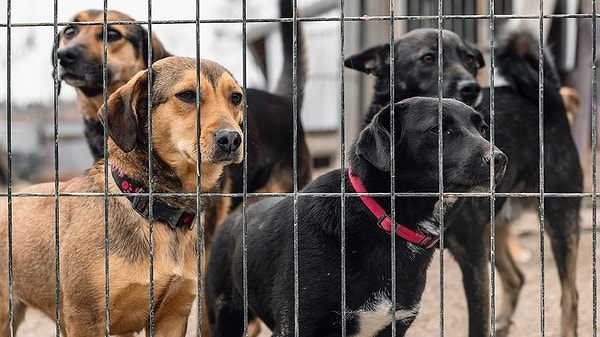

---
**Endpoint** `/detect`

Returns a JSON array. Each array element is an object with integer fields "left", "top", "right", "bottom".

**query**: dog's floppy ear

[
  {"left": 142, "top": 30, "right": 171, "bottom": 65},
  {"left": 100, "top": 69, "right": 148, "bottom": 152},
  {"left": 355, "top": 104, "right": 394, "bottom": 172},
  {"left": 344, "top": 43, "right": 391, "bottom": 76}
]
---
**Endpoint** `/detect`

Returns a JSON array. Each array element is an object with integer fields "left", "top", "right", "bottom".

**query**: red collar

[{"left": 348, "top": 167, "right": 439, "bottom": 249}]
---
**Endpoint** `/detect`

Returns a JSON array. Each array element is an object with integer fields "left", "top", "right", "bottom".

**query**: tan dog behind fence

[
  {"left": 0, "top": 56, "right": 243, "bottom": 337},
  {"left": 55, "top": 9, "right": 171, "bottom": 161}
]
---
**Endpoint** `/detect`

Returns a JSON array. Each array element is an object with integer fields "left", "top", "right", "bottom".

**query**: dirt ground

[{"left": 14, "top": 206, "right": 598, "bottom": 337}]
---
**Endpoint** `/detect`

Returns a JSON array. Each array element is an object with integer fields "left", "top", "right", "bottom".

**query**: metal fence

[{"left": 0, "top": 0, "right": 597, "bottom": 336}]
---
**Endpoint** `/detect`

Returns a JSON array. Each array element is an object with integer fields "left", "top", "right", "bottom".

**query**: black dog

[
  {"left": 345, "top": 28, "right": 582, "bottom": 337},
  {"left": 205, "top": 97, "right": 507, "bottom": 337},
  {"left": 345, "top": 28, "right": 484, "bottom": 127}
]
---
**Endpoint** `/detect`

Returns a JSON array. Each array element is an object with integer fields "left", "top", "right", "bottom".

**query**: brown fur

[
  {"left": 560, "top": 86, "right": 580, "bottom": 127},
  {"left": 0, "top": 56, "right": 243, "bottom": 337}
]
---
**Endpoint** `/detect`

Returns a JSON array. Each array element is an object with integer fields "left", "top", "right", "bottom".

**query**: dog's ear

[
  {"left": 355, "top": 105, "right": 393, "bottom": 171},
  {"left": 142, "top": 30, "right": 171, "bottom": 65},
  {"left": 344, "top": 43, "right": 391, "bottom": 76},
  {"left": 100, "top": 70, "right": 148, "bottom": 152}
]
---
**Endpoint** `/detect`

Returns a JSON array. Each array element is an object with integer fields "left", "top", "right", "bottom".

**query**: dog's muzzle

[
  {"left": 215, "top": 130, "right": 242, "bottom": 153},
  {"left": 484, "top": 150, "right": 508, "bottom": 182},
  {"left": 456, "top": 79, "right": 482, "bottom": 107}
]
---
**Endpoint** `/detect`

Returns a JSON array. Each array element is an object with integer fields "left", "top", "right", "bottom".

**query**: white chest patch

[{"left": 352, "top": 294, "right": 419, "bottom": 337}]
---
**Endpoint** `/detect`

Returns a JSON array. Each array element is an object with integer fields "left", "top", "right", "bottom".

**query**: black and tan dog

[
  {"left": 205, "top": 97, "right": 507, "bottom": 337},
  {"left": 54, "top": 9, "right": 171, "bottom": 160},
  {"left": 0, "top": 56, "right": 243, "bottom": 337},
  {"left": 345, "top": 28, "right": 582, "bottom": 337},
  {"left": 55, "top": 5, "right": 312, "bottom": 241}
]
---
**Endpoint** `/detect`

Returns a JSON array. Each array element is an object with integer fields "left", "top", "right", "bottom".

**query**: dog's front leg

[
  {"left": 148, "top": 316, "right": 189, "bottom": 337},
  {"left": 445, "top": 226, "right": 491, "bottom": 337}
]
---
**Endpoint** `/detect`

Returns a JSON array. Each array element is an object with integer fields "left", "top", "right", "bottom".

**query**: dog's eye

[
  {"left": 231, "top": 92, "right": 243, "bottom": 106},
  {"left": 106, "top": 29, "right": 122, "bottom": 43},
  {"left": 479, "top": 125, "right": 488, "bottom": 136},
  {"left": 421, "top": 54, "right": 435, "bottom": 64},
  {"left": 62, "top": 26, "right": 78, "bottom": 39},
  {"left": 176, "top": 90, "right": 197, "bottom": 103},
  {"left": 430, "top": 125, "right": 451, "bottom": 135},
  {"left": 464, "top": 54, "right": 474, "bottom": 65}
]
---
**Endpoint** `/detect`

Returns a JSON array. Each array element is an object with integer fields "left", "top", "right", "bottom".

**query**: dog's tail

[
  {"left": 274, "top": 0, "right": 307, "bottom": 111},
  {"left": 494, "top": 28, "right": 562, "bottom": 102}
]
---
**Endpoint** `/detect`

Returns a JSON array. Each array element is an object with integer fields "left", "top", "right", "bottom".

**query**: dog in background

[
  {"left": 206, "top": 97, "right": 507, "bottom": 337},
  {"left": 54, "top": 9, "right": 171, "bottom": 161},
  {"left": 345, "top": 28, "right": 582, "bottom": 337},
  {"left": 0, "top": 56, "right": 243, "bottom": 337}
]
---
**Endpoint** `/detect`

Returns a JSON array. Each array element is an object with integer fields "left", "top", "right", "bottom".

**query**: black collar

[{"left": 111, "top": 163, "right": 195, "bottom": 229}]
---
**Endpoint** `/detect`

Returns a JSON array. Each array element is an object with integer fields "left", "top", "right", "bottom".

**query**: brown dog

[
  {"left": 55, "top": 9, "right": 171, "bottom": 160},
  {"left": 0, "top": 56, "right": 243, "bottom": 337},
  {"left": 55, "top": 6, "right": 312, "bottom": 242}
]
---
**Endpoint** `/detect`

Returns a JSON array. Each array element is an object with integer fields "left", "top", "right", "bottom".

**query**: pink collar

[{"left": 348, "top": 167, "right": 439, "bottom": 249}]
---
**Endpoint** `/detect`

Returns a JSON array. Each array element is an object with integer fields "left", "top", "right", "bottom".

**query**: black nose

[
  {"left": 215, "top": 130, "right": 241, "bottom": 153},
  {"left": 484, "top": 151, "right": 508, "bottom": 173},
  {"left": 57, "top": 46, "right": 81, "bottom": 66},
  {"left": 458, "top": 80, "right": 481, "bottom": 102}
]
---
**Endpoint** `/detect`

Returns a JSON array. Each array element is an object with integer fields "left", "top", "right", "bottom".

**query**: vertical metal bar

[
  {"left": 5, "top": 0, "right": 13, "bottom": 335},
  {"left": 537, "top": 1, "right": 546, "bottom": 336},
  {"left": 488, "top": 1, "right": 497, "bottom": 336},
  {"left": 436, "top": 0, "right": 445, "bottom": 335},
  {"left": 52, "top": 0, "right": 61, "bottom": 335},
  {"left": 291, "top": 1, "right": 300, "bottom": 334},
  {"left": 194, "top": 2, "right": 204, "bottom": 336},
  {"left": 101, "top": 2, "right": 111, "bottom": 336},
  {"left": 240, "top": 0, "right": 250, "bottom": 334},
  {"left": 339, "top": 0, "right": 347, "bottom": 335},
  {"left": 145, "top": 2, "right": 156, "bottom": 336},
  {"left": 384, "top": 0, "right": 397, "bottom": 336},
  {"left": 591, "top": 0, "right": 598, "bottom": 335}
]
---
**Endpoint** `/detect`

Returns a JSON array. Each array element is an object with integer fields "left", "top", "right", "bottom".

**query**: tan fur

[
  {"left": 559, "top": 86, "right": 580, "bottom": 127},
  {"left": 0, "top": 56, "right": 243, "bottom": 337}
]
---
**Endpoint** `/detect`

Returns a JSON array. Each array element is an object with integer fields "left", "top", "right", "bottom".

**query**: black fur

[
  {"left": 345, "top": 28, "right": 582, "bottom": 337},
  {"left": 205, "top": 97, "right": 507, "bottom": 337},
  {"left": 344, "top": 28, "right": 484, "bottom": 127}
]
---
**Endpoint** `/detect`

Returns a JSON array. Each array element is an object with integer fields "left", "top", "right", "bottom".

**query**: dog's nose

[
  {"left": 484, "top": 151, "right": 508, "bottom": 173},
  {"left": 57, "top": 47, "right": 80, "bottom": 66},
  {"left": 458, "top": 80, "right": 481, "bottom": 102},
  {"left": 215, "top": 130, "right": 242, "bottom": 153}
]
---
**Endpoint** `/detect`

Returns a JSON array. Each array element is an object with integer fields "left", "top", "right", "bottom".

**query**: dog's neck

[
  {"left": 348, "top": 167, "right": 439, "bottom": 249},
  {"left": 75, "top": 82, "right": 126, "bottom": 121},
  {"left": 110, "top": 162, "right": 196, "bottom": 229},
  {"left": 107, "top": 142, "right": 204, "bottom": 215}
]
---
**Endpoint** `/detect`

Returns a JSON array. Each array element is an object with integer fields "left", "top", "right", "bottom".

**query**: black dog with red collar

[{"left": 205, "top": 97, "right": 506, "bottom": 336}]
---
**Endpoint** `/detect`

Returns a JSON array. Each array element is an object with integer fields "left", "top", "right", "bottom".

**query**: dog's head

[
  {"left": 101, "top": 56, "right": 244, "bottom": 191},
  {"left": 345, "top": 28, "right": 485, "bottom": 120},
  {"left": 55, "top": 9, "right": 171, "bottom": 112},
  {"left": 355, "top": 97, "right": 506, "bottom": 193}
]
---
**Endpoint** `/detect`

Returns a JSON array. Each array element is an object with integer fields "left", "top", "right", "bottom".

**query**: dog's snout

[
  {"left": 484, "top": 151, "right": 508, "bottom": 173},
  {"left": 57, "top": 47, "right": 80, "bottom": 66},
  {"left": 458, "top": 80, "right": 481, "bottom": 100},
  {"left": 215, "top": 130, "right": 242, "bottom": 153}
]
